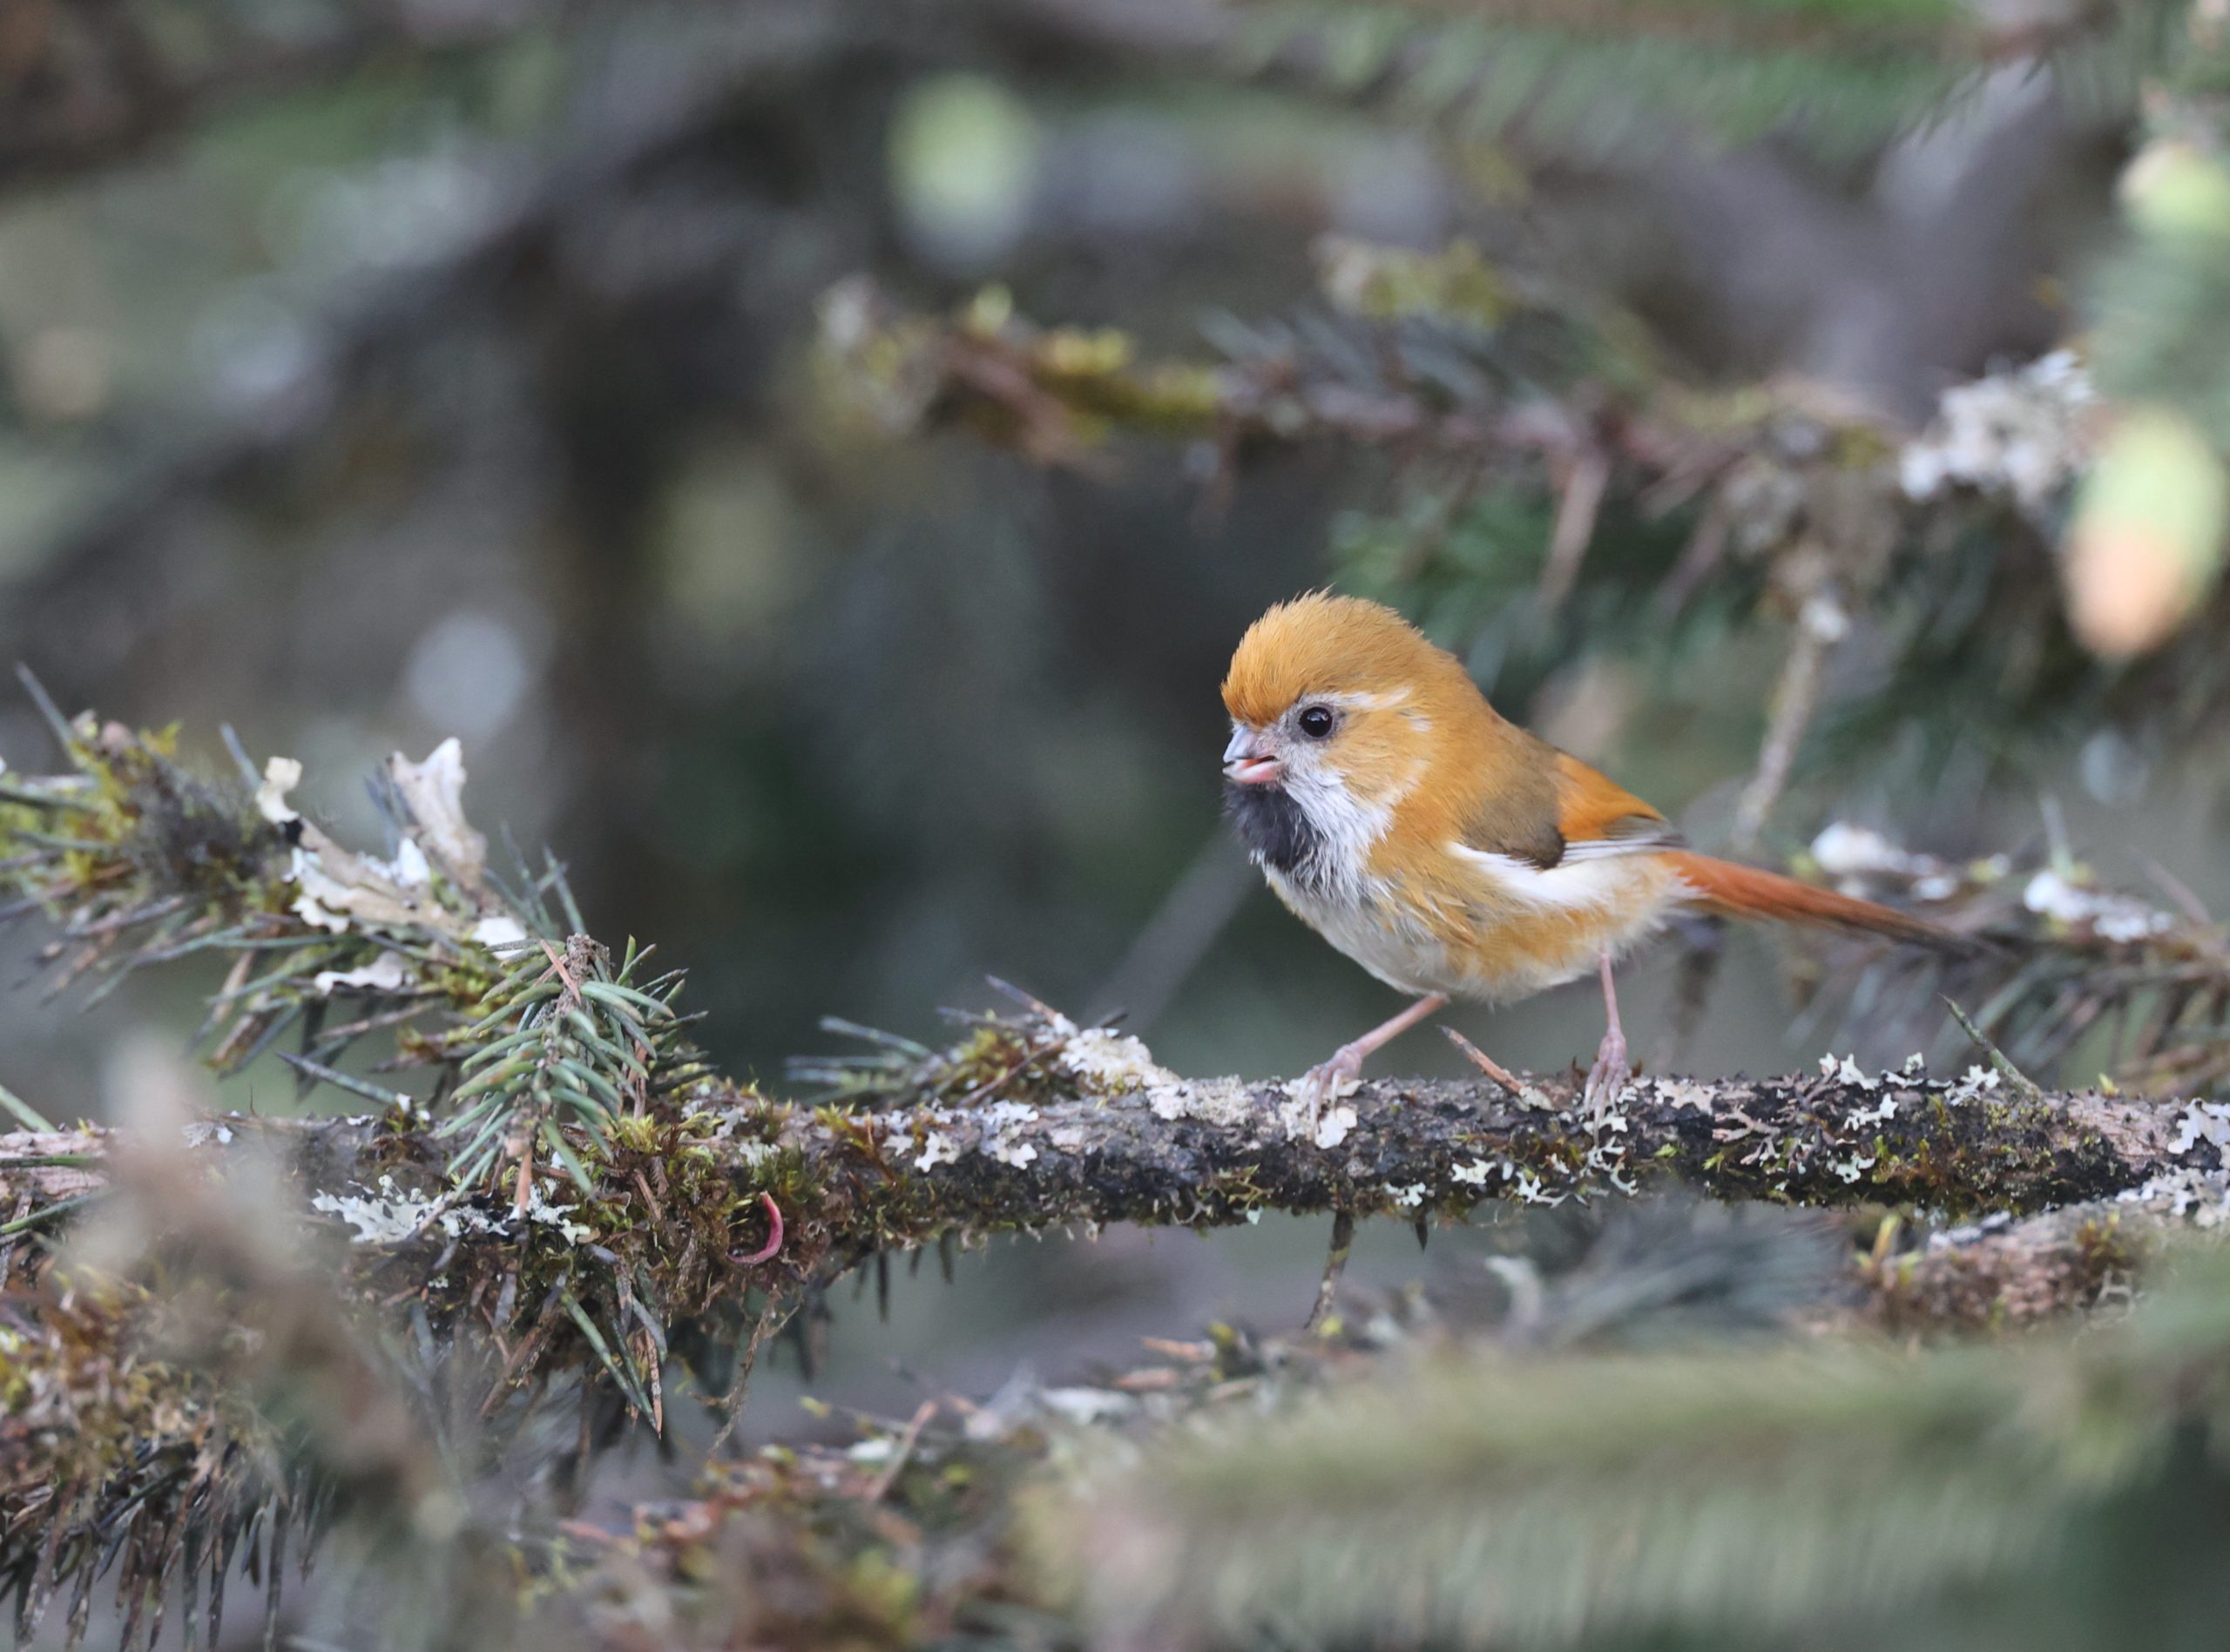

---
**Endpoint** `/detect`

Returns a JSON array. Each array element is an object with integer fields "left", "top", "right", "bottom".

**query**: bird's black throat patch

[{"left": 1224, "top": 780, "right": 1325, "bottom": 887}]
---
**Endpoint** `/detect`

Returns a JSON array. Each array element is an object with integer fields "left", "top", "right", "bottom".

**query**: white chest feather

[
  {"left": 1263, "top": 864, "right": 1458, "bottom": 997},
  {"left": 1264, "top": 839, "right": 1679, "bottom": 1003}
]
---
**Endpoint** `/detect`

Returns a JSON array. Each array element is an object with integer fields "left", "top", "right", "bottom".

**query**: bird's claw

[
  {"left": 1580, "top": 1028, "right": 1632, "bottom": 1115},
  {"left": 1293, "top": 1046, "right": 1366, "bottom": 1135}
]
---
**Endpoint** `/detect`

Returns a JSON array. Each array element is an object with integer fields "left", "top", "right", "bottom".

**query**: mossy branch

[
  {"left": 0, "top": 1035, "right": 2215, "bottom": 1299},
  {"left": 0, "top": 1046, "right": 2206, "bottom": 1638}
]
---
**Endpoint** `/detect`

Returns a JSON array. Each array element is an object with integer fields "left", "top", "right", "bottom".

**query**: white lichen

[
  {"left": 256, "top": 756, "right": 305, "bottom": 825},
  {"left": 263, "top": 743, "right": 530, "bottom": 948},
  {"left": 312, "top": 949, "right": 415, "bottom": 996},
  {"left": 1806, "top": 824, "right": 1983, "bottom": 904},
  {"left": 1274, "top": 1075, "right": 1359, "bottom": 1145},
  {"left": 1821, "top": 1055, "right": 1881, "bottom": 1092},
  {"left": 1510, "top": 1169, "right": 1566, "bottom": 1207},
  {"left": 2021, "top": 869, "right": 2173, "bottom": 944},
  {"left": 1059, "top": 1027, "right": 1179, "bottom": 1092},
  {"left": 1809, "top": 822, "right": 1938, "bottom": 880},
  {"left": 312, "top": 1172, "right": 591, "bottom": 1244},
  {"left": 2170, "top": 1102, "right": 2230, "bottom": 1157},
  {"left": 471, "top": 914, "right": 529, "bottom": 947},
  {"left": 1897, "top": 349, "right": 2095, "bottom": 516},
  {"left": 312, "top": 1186, "right": 429, "bottom": 1245},
  {"left": 2120, "top": 1170, "right": 2230, "bottom": 1224},
  {"left": 1037, "top": 1386, "right": 1141, "bottom": 1426},
  {"left": 976, "top": 1099, "right": 1042, "bottom": 1168},
  {"left": 1144, "top": 1077, "right": 1256, "bottom": 1129},
  {"left": 1849, "top": 1093, "right": 1899, "bottom": 1128},
  {"left": 386, "top": 738, "right": 489, "bottom": 884},
  {"left": 1948, "top": 1066, "right": 2004, "bottom": 1102},
  {"left": 1313, "top": 1104, "right": 1359, "bottom": 1150},
  {"left": 1657, "top": 1079, "right": 1721, "bottom": 1115}
]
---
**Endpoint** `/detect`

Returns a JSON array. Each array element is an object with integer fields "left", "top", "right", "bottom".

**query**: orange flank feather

[{"left": 1661, "top": 851, "right": 1962, "bottom": 950}]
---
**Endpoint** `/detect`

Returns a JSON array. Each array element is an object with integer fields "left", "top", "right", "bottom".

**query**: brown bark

[{"left": 3, "top": 1038, "right": 2213, "bottom": 1316}]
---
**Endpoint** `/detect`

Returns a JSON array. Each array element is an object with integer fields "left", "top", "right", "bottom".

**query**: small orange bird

[{"left": 1220, "top": 594, "right": 1953, "bottom": 1108}]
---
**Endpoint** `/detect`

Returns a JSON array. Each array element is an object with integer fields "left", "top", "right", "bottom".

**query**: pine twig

[{"left": 1307, "top": 1210, "right": 1357, "bottom": 1332}]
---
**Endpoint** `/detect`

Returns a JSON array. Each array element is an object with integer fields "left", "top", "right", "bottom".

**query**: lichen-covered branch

[
  {"left": 0, "top": 1033, "right": 2219, "bottom": 1305},
  {"left": 2, "top": 1031, "right": 2217, "bottom": 1639},
  {"left": 1859, "top": 1197, "right": 2157, "bottom": 1332}
]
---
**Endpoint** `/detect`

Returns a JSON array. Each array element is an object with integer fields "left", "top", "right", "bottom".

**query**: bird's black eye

[{"left": 1297, "top": 704, "right": 1335, "bottom": 739}]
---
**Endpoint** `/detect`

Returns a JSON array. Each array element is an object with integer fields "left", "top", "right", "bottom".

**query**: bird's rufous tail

[{"left": 1663, "top": 851, "right": 1962, "bottom": 950}]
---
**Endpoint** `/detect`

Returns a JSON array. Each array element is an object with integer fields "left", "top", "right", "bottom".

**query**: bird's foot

[
  {"left": 1292, "top": 1045, "right": 1367, "bottom": 1136},
  {"left": 1580, "top": 1025, "right": 1632, "bottom": 1114}
]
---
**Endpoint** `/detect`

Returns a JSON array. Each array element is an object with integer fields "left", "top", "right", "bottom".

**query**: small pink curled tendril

[{"left": 731, "top": 1192, "right": 784, "bottom": 1265}]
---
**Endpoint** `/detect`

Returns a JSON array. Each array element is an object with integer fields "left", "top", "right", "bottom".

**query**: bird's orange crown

[
  {"left": 1220, "top": 593, "right": 1477, "bottom": 728},
  {"left": 1221, "top": 593, "right": 1573, "bottom": 874}
]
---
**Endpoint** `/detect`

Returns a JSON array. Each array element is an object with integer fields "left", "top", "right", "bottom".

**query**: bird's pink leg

[
  {"left": 1295, "top": 992, "right": 1450, "bottom": 1123},
  {"left": 1581, "top": 948, "right": 1632, "bottom": 1109}
]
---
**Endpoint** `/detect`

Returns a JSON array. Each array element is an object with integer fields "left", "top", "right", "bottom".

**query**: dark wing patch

[
  {"left": 1457, "top": 726, "right": 1567, "bottom": 869},
  {"left": 1454, "top": 730, "right": 1682, "bottom": 871},
  {"left": 1557, "top": 812, "right": 1686, "bottom": 860}
]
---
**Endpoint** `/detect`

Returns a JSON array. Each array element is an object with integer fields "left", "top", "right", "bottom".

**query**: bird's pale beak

[{"left": 1222, "top": 725, "right": 1282, "bottom": 786}]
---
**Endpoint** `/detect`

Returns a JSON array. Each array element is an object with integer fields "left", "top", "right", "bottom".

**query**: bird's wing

[
  {"left": 1546, "top": 751, "right": 1684, "bottom": 861},
  {"left": 1454, "top": 745, "right": 1681, "bottom": 871}
]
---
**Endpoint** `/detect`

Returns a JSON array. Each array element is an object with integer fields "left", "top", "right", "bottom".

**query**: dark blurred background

[{"left": 2, "top": 0, "right": 2224, "bottom": 1421}]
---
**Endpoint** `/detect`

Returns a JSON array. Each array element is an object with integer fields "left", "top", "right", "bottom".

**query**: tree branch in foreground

[
  {"left": 0, "top": 1033, "right": 2216, "bottom": 1317},
  {"left": 0, "top": 1035, "right": 2203, "bottom": 1639}
]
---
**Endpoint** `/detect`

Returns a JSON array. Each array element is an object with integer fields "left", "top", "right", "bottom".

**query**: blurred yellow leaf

[
  {"left": 2118, "top": 140, "right": 2230, "bottom": 239},
  {"left": 2064, "top": 407, "right": 2227, "bottom": 658}
]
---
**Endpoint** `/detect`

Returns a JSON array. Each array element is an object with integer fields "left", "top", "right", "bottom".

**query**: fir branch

[
  {"left": 0, "top": 0, "right": 571, "bottom": 194},
  {"left": 1, "top": 703, "right": 2222, "bottom": 1300},
  {"left": 1059, "top": 1244, "right": 2230, "bottom": 1652},
  {"left": 825, "top": 278, "right": 2230, "bottom": 786},
  {"left": 1795, "top": 823, "right": 2230, "bottom": 1093},
  {"left": 1237, "top": 0, "right": 2163, "bottom": 158}
]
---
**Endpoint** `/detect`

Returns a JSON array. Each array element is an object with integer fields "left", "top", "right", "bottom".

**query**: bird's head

[{"left": 1219, "top": 593, "right": 1486, "bottom": 881}]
